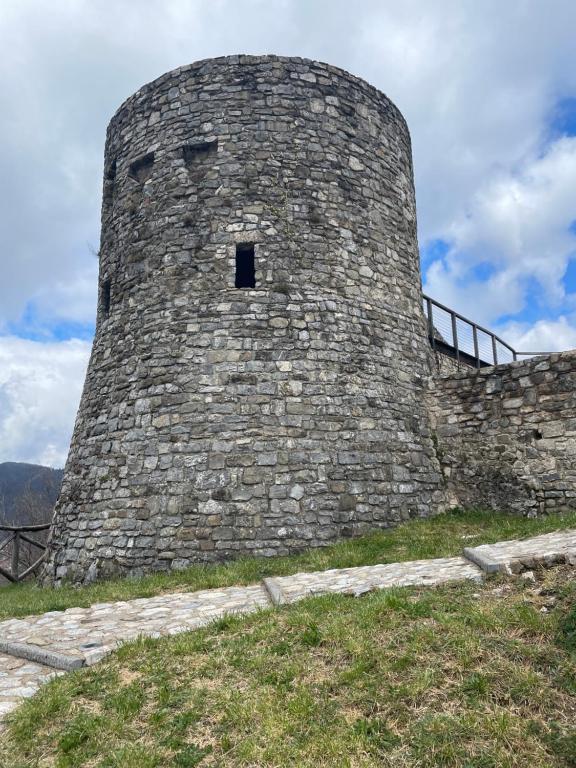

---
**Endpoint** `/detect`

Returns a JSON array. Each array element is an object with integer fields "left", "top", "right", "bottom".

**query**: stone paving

[
  {"left": 263, "top": 556, "right": 482, "bottom": 605},
  {"left": 0, "top": 653, "right": 62, "bottom": 721},
  {"left": 0, "top": 527, "right": 575, "bottom": 726},
  {"left": 464, "top": 528, "right": 576, "bottom": 573},
  {"left": 0, "top": 586, "right": 270, "bottom": 667}
]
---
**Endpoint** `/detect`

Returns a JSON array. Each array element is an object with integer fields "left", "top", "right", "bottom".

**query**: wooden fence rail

[{"left": 0, "top": 523, "right": 51, "bottom": 583}]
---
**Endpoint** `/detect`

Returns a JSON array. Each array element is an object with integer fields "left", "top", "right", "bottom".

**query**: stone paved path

[
  {"left": 0, "top": 653, "right": 62, "bottom": 720},
  {"left": 464, "top": 528, "right": 576, "bottom": 573},
  {"left": 263, "top": 556, "right": 482, "bottom": 605},
  {"left": 0, "top": 527, "right": 574, "bottom": 726},
  {"left": 0, "top": 586, "right": 270, "bottom": 666}
]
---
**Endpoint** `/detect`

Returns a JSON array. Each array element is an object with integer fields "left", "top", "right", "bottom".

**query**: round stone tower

[{"left": 44, "top": 55, "right": 445, "bottom": 584}]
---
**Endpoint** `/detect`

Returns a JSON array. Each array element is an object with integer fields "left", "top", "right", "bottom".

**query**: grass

[
  {"left": 0, "top": 512, "right": 575, "bottom": 766},
  {"left": 1, "top": 563, "right": 576, "bottom": 766},
  {"left": 1, "top": 508, "right": 576, "bottom": 621}
]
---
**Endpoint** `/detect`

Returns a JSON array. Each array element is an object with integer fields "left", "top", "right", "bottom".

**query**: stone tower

[{"left": 44, "top": 55, "right": 445, "bottom": 584}]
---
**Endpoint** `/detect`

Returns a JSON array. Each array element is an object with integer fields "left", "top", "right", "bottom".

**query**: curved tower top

[{"left": 44, "top": 55, "right": 445, "bottom": 584}]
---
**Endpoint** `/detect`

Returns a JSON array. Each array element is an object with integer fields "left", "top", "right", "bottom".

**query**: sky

[{"left": 1, "top": 0, "right": 575, "bottom": 468}]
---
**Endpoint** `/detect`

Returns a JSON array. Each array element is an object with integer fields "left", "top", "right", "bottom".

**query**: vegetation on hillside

[
  {"left": 0, "top": 510, "right": 576, "bottom": 766},
  {"left": 1, "top": 565, "right": 575, "bottom": 766}
]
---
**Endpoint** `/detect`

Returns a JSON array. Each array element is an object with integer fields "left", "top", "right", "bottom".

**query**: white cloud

[
  {"left": 498, "top": 316, "right": 576, "bottom": 355},
  {"left": 424, "top": 136, "right": 576, "bottom": 324},
  {"left": 0, "top": 337, "right": 91, "bottom": 467}
]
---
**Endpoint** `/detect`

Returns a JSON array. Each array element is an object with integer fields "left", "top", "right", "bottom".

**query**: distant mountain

[{"left": 0, "top": 462, "right": 63, "bottom": 526}]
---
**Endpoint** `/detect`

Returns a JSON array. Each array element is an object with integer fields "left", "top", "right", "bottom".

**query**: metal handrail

[
  {"left": 0, "top": 523, "right": 50, "bottom": 583},
  {"left": 422, "top": 293, "right": 550, "bottom": 368}
]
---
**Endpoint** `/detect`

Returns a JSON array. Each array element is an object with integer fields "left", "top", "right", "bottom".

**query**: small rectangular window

[
  {"left": 101, "top": 278, "right": 111, "bottom": 317},
  {"left": 235, "top": 244, "right": 255, "bottom": 288}
]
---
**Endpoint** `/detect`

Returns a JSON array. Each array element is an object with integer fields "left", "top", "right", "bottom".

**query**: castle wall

[
  {"left": 432, "top": 351, "right": 576, "bottom": 515},
  {"left": 44, "top": 56, "right": 446, "bottom": 584}
]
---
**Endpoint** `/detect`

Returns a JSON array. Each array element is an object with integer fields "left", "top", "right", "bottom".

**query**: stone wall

[
  {"left": 432, "top": 351, "right": 576, "bottom": 515},
  {"left": 43, "top": 55, "right": 447, "bottom": 584}
]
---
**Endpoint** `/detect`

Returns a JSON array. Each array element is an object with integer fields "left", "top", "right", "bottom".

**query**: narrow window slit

[
  {"left": 235, "top": 244, "right": 255, "bottom": 288},
  {"left": 105, "top": 159, "right": 117, "bottom": 181},
  {"left": 101, "top": 278, "right": 111, "bottom": 317},
  {"left": 103, "top": 159, "right": 117, "bottom": 205},
  {"left": 129, "top": 152, "right": 155, "bottom": 184}
]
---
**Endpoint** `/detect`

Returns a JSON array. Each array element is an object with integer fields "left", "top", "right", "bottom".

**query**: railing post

[
  {"left": 492, "top": 335, "right": 498, "bottom": 366},
  {"left": 12, "top": 530, "right": 20, "bottom": 582},
  {"left": 472, "top": 324, "right": 480, "bottom": 368},
  {"left": 451, "top": 312, "right": 460, "bottom": 364},
  {"left": 426, "top": 297, "right": 436, "bottom": 351}
]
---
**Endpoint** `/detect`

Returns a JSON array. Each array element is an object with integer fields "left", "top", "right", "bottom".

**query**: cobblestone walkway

[
  {"left": 0, "top": 654, "right": 62, "bottom": 720},
  {"left": 263, "top": 556, "right": 481, "bottom": 605},
  {"left": 0, "top": 527, "right": 574, "bottom": 724},
  {"left": 0, "top": 586, "right": 270, "bottom": 666},
  {"left": 464, "top": 528, "right": 576, "bottom": 573}
]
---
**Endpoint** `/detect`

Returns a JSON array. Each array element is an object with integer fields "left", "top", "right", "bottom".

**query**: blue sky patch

[
  {"left": 550, "top": 98, "right": 576, "bottom": 138},
  {"left": 6, "top": 301, "right": 95, "bottom": 342},
  {"left": 420, "top": 238, "right": 451, "bottom": 274},
  {"left": 562, "top": 256, "right": 576, "bottom": 295},
  {"left": 469, "top": 261, "right": 497, "bottom": 282}
]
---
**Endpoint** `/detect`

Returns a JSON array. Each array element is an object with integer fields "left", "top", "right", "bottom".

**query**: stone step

[
  {"left": 263, "top": 556, "right": 483, "bottom": 605},
  {"left": 464, "top": 529, "right": 576, "bottom": 573}
]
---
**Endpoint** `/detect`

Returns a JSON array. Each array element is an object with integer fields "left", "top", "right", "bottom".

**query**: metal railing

[
  {"left": 423, "top": 294, "right": 549, "bottom": 368},
  {"left": 0, "top": 523, "right": 50, "bottom": 583}
]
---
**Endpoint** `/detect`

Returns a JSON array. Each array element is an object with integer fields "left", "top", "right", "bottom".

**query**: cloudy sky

[{"left": 1, "top": 0, "right": 575, "bottom": 468}]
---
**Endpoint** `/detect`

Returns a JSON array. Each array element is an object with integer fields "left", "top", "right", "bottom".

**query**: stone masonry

[
  {"left": 432, "top": 351, "right": 576, "bottom": 515},
  {"left": 43, "top": 55, "right": 447, "bottom": 584},
  {"left": 42, "top": 55, "right": 576, "bottom": 585}
]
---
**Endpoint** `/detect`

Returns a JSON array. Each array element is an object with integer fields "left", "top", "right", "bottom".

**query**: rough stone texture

[
  {"left": 43, "top": 55, "right": 445, "bottom": 584},
  {"left": 432, "top": 351, "right": 576, "bottom": 514},
  {"left": 464, "top": 528, "right": 576, "bottom": 573},
  {"left": 263, "top": 556, "right": 482, "bottom": 605}
]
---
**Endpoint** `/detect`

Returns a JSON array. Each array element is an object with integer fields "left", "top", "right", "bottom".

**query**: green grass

[
  {"left": 1, "top": 510, "right": 576, "bottom": 766},
  {"left": 1, "top": 508, "right": 576, "bottom": 621},
  {"left": 2, "top": 564, "right": 576, "bottom": 766}
]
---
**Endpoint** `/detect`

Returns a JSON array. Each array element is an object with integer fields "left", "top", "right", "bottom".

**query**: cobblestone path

[
  {"left": 0, "top": 527, "right": 574, "bottom": 724},
  {"left": 464, "top": 528, "right": 576, "bottom": 572},
  {"left": 0, "top": 654, "right": 62, "bottom": 720}
]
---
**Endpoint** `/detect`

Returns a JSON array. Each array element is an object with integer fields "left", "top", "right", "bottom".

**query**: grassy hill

[{"left": 1, "top": 510, "right": 576, "bottom": 766}]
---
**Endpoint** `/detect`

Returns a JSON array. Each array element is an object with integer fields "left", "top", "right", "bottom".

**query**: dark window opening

[
  {"left": 101, "top": 278, "right": 111, "bottom": 317},
  {"left": 105, "top": 159, "right": 117, "bottom": 181},
  {"left": 129, "top": 152, "right": 155, "bottom": 184},
  {"left": 235, "top": 244, "right": 255, "bottom": 288},
  {"left": 533, "top": 429, "right": 543, "bottom": 440},
  {"left": 182, "top": 140, "right": 218, "bottom": 167},
  {"left": 103, "top": 159, "right": 117, "bottom": 205}
]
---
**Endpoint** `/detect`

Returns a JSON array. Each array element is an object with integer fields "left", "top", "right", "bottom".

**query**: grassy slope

[
  {"left": 0, "top": 511, "right": 576, "bottom": 766},
  {"left": 1, "top": 567, "right": 575, "bottom": 766},
  {"left": 2, "top": 508, "right": 576, "bottom": 621}
]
